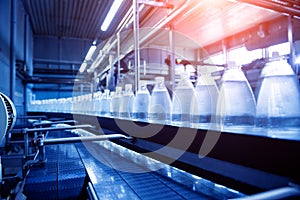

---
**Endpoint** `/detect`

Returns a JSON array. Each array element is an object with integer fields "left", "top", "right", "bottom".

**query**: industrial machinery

[
  {"left": 0, "top": 93, "right": 17, "bottom": 147},
  {"left": 0, "top": 94, "right": 133, "bottom": 199},
  {"left": 1, "top": 0, "right": 300, "bottom": 199}
]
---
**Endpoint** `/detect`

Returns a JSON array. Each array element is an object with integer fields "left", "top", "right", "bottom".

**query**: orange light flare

[{"left": 170, "top": 0, "right": 280, "bottom": 47}]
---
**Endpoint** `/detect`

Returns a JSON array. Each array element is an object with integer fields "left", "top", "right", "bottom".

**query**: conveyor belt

[
  {"left": 23, "top": 129, "right": 240, "bottom": 199},
  {"left": 23, "top": 131, "right": 87, "bottom": 200},
  {"left": 75, "top": 141, "right": 211, "bottom": 200}
]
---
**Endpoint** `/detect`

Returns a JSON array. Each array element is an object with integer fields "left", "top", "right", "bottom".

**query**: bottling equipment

[{"left": 1, "top": 0, "right": 300, "bottom": 199}]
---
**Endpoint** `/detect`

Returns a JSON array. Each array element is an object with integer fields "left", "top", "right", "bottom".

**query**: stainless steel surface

[
  {"left": 43, "top": 134, "right": 131, "bottom": 145},
  {"left": 87, "top": 182, "right": 99, "bottom": 200},
  {"left": 231, "top": 186, "right": 300, "bottom": 200},
  {"left": 33, "top": 120, "right": 76, "bottom": 126},
  {"left": 25, "top": 124, "right": 93, "bottom": 133},
  {"left": 75, "top": 129, "right": 244, "bottom": 199}
]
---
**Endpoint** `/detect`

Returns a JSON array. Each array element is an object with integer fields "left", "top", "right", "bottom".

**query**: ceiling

[
  {"left": 22, "top": 0, "right": 300, "bottom": 41},
  {"left": 22, "top": 0, "right": 131, "bottom": 41},
  {"left": 21, "top": 0, "right": 300, "bottom": 75}
]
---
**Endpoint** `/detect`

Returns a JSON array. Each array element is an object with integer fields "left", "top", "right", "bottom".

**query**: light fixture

[
  {"left": 101, "top": 0, "right": 123, "bottom": 31},
  {"left": 79, "top": 62, "right": 87, "bottom": 73},
  {"left": 85, "top": 45, "right": 97, "bottom": 61}
]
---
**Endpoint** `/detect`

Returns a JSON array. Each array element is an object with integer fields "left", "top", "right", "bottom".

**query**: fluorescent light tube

[
  {"left": 85, "top": 45, "right": 97, "bottom": 60},
  {"left": 79, "top": 62, "right": 87, "bottom": 73},
  {"left": 101, "top": 0, "right": 123, "bottom": 31}
]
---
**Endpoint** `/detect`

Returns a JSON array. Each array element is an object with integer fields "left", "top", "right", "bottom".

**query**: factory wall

[
  {"left": 0, "top": 1, "right": 12, "bottom": 96},
  {"left": 0, "top": 0, "right": 34, "bottom": 116},
  {"left": 33, "top": 36, "right": 91, "bottom": 99}
]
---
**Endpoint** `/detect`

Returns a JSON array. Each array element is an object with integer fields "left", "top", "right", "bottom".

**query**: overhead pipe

[
  {"left": 90, "top": 0, "right": 190, "bottom": 72},
  {"left": 89, "top": 6, "right": 134, "bottom": 71},
  {"left": 123, "top": 0, "right": 190, "bottom": 57},
  {"left": 237, "top": 0, "right": 300, "bottom": 17},
  {"left": 138, "top": 0, "right": 190, "bottom": 46},
  {"left": 133, "top": 0, "right": 189, "bottom": 91}
]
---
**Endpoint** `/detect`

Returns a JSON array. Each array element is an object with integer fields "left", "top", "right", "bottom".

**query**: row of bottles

[{"left": 29, "top": 54, "right": 300, "bottom": 128}]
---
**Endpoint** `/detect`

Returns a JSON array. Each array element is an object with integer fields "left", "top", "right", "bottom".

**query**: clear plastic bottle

[
  {"left": 149, "top": 77, "right": 172, "bottom": 124},
  {"left": 217, "top": 61, "right": 256, "bottom": 126},
  {"left": 191, "top": 66, "right": 219, "bottom": 124},
  {"left": 256, "top": 52, "right": 300, "bottom": 127},
  {"left": 111, "top": 87, "right": 122, "bottom": 118},
  {"left": 86, "top": 93, "right": 93, "bottom": 115},
  {"left": 99, "top": 89, "right": 112, "bottom": 117},
  {"left": 132, "top": 83, "right": 150, "bottom": 121},
  {"left": 119, "top": 84, "right": 134, "bottom": 119},
  {"left": 93, "top": 92, "right": 102, "bottom": 116},
  {"left": 171, "top": 72, "right": 195, "bottom": 125}
]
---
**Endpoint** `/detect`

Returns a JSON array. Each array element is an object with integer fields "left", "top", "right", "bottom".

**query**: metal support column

[
  {"left": 24, "top": 14, "right": 29, "bottom": 115},
  {"left": 169, "top": 25, "right": 176, "bottom": 92},
  {"left": 133, "top": 0, "right": 140, "bottom": 92},
  {"left": 10, "top": 0, "right": 16, "bottom": 102},
  {"left": 117, "top": 32, "right": 121, "bottom": 80},
  {"left": 288, "top": 15, "right": 296, "bottom": 72},
  {"left": 222, "top": 40, "right": 228, "bottom": 66}
]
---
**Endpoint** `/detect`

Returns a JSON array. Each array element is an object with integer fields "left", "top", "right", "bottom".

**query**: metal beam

[
  {"left": 33, "top": 68, "right": 82, "bottom": 76},
  {"left": 33, "top": 58, "right": 82, "bottom": 65},
  {"left": 138, "top": 0, "right": 173, "bottom": 9},
  {"left": 237, "top": 0, "right": 300, "bottom": 17},
  {"left": 24, "top": 124, "right": 94, "bottom": 133},
  {"left": 26, "top": 78, "right": 88, "bottom": 84}
]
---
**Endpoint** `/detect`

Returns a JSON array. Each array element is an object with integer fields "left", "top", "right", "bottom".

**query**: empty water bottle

[
  {"left": 119, "top": 84, "right": 134, "bottom": 119},
  {"left": 256, "top": 52, "right": 300, "bottom": 127},
  {"left": 132, "top": 83, "right": 150, "bottom": 121},
  {"left": 217, "top": 61, "right": 256, "bottom": 126},
  {"left": 191, "top": 66, "right": 219, "bottom": 124},
  {"left": 149, "top": 77, "right": 172, "bottom": 124},
  {"left": 172, "top": 72, "right": 195, "bottom": 125},
  {"left": 99, "top": 89, "right": 111, "bottom": 116},
  {"left": 93, "top": 91, "right": 102, "bottom": 116},
  {"left": 111, "top": 86, "right": 122, "bottom": 117}
]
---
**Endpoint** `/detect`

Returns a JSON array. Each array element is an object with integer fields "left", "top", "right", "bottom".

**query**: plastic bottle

[
  {"left": 256, "top": 52, "right": 300, "bottom": 127},
  {"left": 100, "top": 89, "right": 112, "bottom": 116},
  {"left": 86, "top": 93, "right": 93, "bottom": 115},
  {"left": 216, "top": 61, "right": 256, "bottom": 126},
  {"left": 92, "top": 92, "right": 102, "bottom": 116},
  {"left": 191, "top": 66, "right": 219, "bottom": 124},
  {"left": 132, "top": 83, "right": 150, "bottom": 121},
  {"left": 119, "top": 84, "right": 134, "bottom": 119},
  {"left": 149, "top": 77, "right": 172, "bottom": 124},
  {"left": 171, "top": 72, "right": 195, "bottom": 125},
  {"left": 111, "top": 87, "right": 122, "bottom": 117}
]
